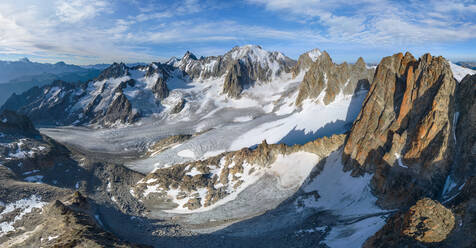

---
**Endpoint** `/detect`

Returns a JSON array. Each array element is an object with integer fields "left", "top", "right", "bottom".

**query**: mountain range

[{"left": 0, "top": 45, "right": 475, "bottom": 248}]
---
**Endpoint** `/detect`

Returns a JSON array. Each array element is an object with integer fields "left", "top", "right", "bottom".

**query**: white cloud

[
  {"left": 0, "top": 0, "right": 475, "bottom": 64},
  {"left": 247, "top": 0, "right": 476, "bottom": 47},
  {"left": 55, "top": 0, "right": 109, "bottom": 23}
]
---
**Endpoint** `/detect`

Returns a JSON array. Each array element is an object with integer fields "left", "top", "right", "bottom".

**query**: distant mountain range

[
  {"left": 0, "top": 59, "right": 150, "bottom": 105},
  {"left": 455, "top": 61, "right": 476, "bottom": 70}
]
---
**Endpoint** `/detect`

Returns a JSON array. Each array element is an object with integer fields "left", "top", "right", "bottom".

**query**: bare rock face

[
  {"left": 144, "top": 62, "right": 174, "bottom": 101},
  {"left": 343, "top": 52, "right": 457, "bottom": 208},
  {"left": 291, "top": 48, "right": 321, "bottom": 77},
  {"left": 453, "top": 74, "right": 476, "bottom": 179},
  {"left": 4, "top": 192, "right": 148, "bottom": 248},
  {"left": 402, "top": 198, "right": 455, "bottom": 243},
  {"left": 364, "top": 198, "right": 455, "bottom": 247},
  {"left": 96, "top": 62, "right": 129, "bottom": 81},
  {"left": 170, "top": 98, "right": 185, "bottom": 114},
  {"left": 295, "top": 51, "right": 374, "bottom": 105},
  {"left": 97, "top": 91, "right": 139, "bottom": 127},
  {"left": 0, "top": 110, "right": 39, "bottom": 137},
  {"left": 223, "top": 60, "right": 250, "bottom": 98},
  {"left": 152, "top": 76, "right": 169, "bottom": 100}
]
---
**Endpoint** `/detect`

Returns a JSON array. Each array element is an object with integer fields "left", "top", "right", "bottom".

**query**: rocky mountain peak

[
  {"left": 343, "top": 52, "right": 456, "bottom": 207},
  {"left": 295, "top": 50, "right": 374, "bottom": 105},
  {"left": 292, "top": 48, "right": 323, "bottom": 76},
  {"left": 96, "top": 62, "right": 129, "bottom": 81},
  {"left": 182, "top": 51, "right": 198, "bottom": 61},
  {"left": 355, "top": 57, "right": 366, "bottom": 68}
]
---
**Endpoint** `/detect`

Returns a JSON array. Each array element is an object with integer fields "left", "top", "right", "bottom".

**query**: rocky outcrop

[
  {"left": 152, "top": 77, "right": 169, "bottom": 100},
  {"left": 96, "top": 62, "right": 129, "bottom": 81},
  {"left": 144, "top": 62, "right": 175, "bottom": 101},
  {"left": 402, "top": 198, "right": 455, "bottom": 243},
  {"left": 97, "top": 91, "right": 139, "bottom": 127},
  {"left": 1, "top": 192, "right": 147, "bottom": 248},
  {"left": 343, "top": 52, "right": 457, "bottom": 208},
  {"left": 133, "top": 134, "right": 345, "bottom": 210},
  {"left": 291, "top": 48, "right": 322, "bottom": 76},
  {"left": 0, "top": 110, "right": 39, "bottom": 137},
  {"left": 145, "top": 134, "right": 192, "bottom": 157},
  {"left": 364, "top": 198, "right": 455, "bottom": 247},
  {"left": 170, "top": 98, "right": 185, "bottom": 114},
  {"left": 295, "top": 51, "right": 374, "bottom": 105},
  {"left": 223, "top": 60, "right": 250, "bottom": 97},
  {"left": 453, "top": 74, "right": 476, "bottom": 179}
]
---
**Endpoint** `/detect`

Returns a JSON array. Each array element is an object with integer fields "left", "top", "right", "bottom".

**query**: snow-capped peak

[
  {"left": 182, "top": 51, "right": 197, "bottom": 61},
  {"left": 306, "top": 48, "right": 322, "bottom": 62},
  {"left": 227, "top": 45, "right": 290, "bottom": 73},
  {"left": 449, "top": 61, "right": 476, "bottom": 82},
  {"left": 229, "top": 45, "right": 287, "bottom": 63}
]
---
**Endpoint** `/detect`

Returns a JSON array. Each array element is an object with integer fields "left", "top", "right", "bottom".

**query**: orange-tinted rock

[
  {"left": 343, "top": 52, "right": 457, "bottom": 207},
  {"left": 402, "top": 198, "right": 455, "bottom": 243},
  {"left": 295, "top": 51, "right": 374, "bottom": 106}
]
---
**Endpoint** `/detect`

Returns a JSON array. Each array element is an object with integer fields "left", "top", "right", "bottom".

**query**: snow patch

[
  {"left": 233, "top": 115, "right": 254, "bottom": 123},
  {"left": 24, "top": 175, "right": 44, "bottom": 183},
  {"left": 0, "top": 195, "right": 47, "bottom": 237},
  {"left": 307, "top": 48, "right": 322, "bottom": 62},
  {"left": 269, "top": 152, "right": 320, "bottom": 189},
  {"left": 394, "top": 153, "right": 408, "bottom": 168},
  {"left": 177, "top": 149, "right": 196, "bottom": 158},
  {"left": 450, "top": 62, "right": 476, "bottom": 82}
]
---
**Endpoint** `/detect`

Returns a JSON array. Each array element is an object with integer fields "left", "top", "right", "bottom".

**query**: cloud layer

[{"left": 0, "top": 0, "right": 475, "bottom": 64}]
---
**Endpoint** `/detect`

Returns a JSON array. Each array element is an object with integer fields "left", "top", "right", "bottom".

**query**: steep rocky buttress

[
  {"left": 295, "top": 51, "right": 374, "bottom": 105},
  {"left": 342, "top": 52, "right": 456, "bottom": 208}
]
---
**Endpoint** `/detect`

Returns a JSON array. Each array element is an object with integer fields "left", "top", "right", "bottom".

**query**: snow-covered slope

[{"left": 450, "top": 61, "right": 476, "bottom": 82}]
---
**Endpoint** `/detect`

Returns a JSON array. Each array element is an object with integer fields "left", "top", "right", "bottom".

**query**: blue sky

[{"left": 0, "top": 0, "right": 475, "bottom": 65}]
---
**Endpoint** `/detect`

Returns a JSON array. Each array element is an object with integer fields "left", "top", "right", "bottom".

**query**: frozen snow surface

[
  {"left": 307, "top": 48, "right": 322, "bottom": 62},
  {"left": 0, "top": 195, "right": 47, "bottom": 237},
  {"left": 450, "top": 62, "right": 476, "bottom": 82}
]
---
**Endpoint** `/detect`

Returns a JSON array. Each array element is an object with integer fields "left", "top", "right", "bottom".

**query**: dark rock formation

[
  {"left": 295, "top": 51, "right": 374, "bottom": 105},
  {"left": 223, "top": 61, "right": 250, "bottom": 98},
  {"left": 0, "top": 110, "right": 39, "bottom": 137},
  {"left": 343, "top": 52, "right": 456, "bottom": 208},
  {"left": 152, "top": 77, "right": 169, "bottom": 100},
  {"left": 96, "top": 62, "right": 129, "bottom": 81},
  {"left": 291, "top": 48, "right": 321, "bottom": 77},
  {"left": 15, "top": 192, "right": 150, "bottom": 248},
  {"left": 170, "top": 98, "right": 185, "bottom": 114},
  {"left": 364, "top": 198, "right": 455, "bottom": 247},
  {"left": 453, "top": 74, "right": 476, "bottom": 179},
  {"left": 402, "top": 198, "right": 455, "bottom": 243},
  {"left": 98, "top": 91, "right": 139, "bottom": 126}
]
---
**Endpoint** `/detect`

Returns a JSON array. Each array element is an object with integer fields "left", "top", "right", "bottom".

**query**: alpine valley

[{"left": 0, "top": 45, "right": 475, "bottom": 248}]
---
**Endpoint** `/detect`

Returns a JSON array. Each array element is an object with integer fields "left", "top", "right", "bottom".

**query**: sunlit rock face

[
  {"left": 342, "top": 52, "right": 457, "bottom": 208},
  {"left": 295, "top": 51, "right": 374, "bottom": 106}
]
